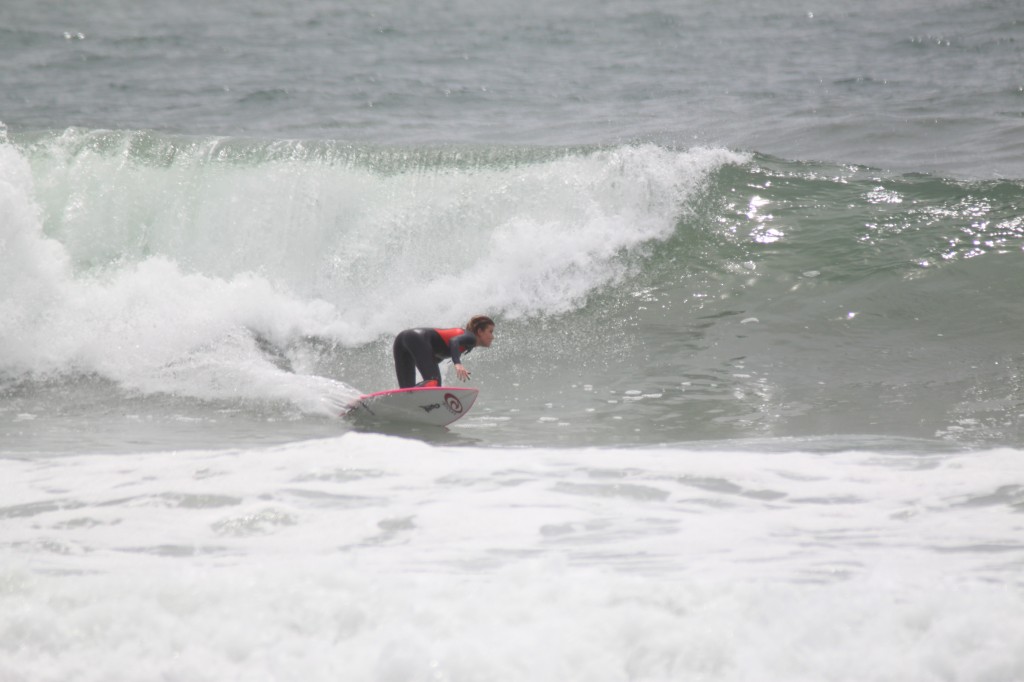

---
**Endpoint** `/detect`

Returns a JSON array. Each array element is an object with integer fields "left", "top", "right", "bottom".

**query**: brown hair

[{"left": 466, "top": 315, "right": 495, "bottom": 335}]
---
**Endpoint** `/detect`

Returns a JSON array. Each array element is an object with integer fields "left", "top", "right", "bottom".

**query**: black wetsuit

[{"left": 393, "top": 328, "right": 478, "bottom": 388}]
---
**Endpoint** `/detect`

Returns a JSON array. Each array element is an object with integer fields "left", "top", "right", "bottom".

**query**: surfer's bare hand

[{"left": 455, "top": 364, "right": 471, "bottom": 381}]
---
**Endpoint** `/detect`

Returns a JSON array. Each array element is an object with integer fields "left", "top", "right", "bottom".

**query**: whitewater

[
  {"left": 3, "top": 0, "right": 1024, "bottom": 680},
  {"left": 3, "top": 439, "right": 1022, "bottom": 682}
]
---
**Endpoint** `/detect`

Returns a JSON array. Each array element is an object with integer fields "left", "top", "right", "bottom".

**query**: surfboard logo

[
  {"left": 420, "top": 403, "right": 441, "bottom": 413},
  {"left": 444, "top": 393, "right": 464, "bottom": 414}
]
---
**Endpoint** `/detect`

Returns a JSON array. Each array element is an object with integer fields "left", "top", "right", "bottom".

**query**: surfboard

[{"left": 343, "top": 386, "right": 479, "bottom": 427}]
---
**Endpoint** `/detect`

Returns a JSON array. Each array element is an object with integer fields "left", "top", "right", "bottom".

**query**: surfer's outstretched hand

[{"left": 454, "top": 364, "right": 471, "bottom": 382}]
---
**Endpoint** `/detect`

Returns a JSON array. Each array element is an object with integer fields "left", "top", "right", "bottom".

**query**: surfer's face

[{"left": 476, "top": 324, "right": 495, "bottom": 348}]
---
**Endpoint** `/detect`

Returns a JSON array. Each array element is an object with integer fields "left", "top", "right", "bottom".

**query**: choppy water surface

[{"left": 2, "top": 0, "right": 1023, "bottom": 679}]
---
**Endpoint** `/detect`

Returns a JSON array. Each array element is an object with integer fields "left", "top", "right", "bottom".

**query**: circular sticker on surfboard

[{"left": 444, "top": 393, "right": 464, "bottom": 414}]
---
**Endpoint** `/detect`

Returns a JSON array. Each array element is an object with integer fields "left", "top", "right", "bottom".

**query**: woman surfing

[{"left": 392, "top": 315, "right": 495, "bottom": 389}]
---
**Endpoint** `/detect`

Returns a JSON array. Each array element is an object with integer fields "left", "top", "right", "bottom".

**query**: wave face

[{"left": 2, "top": 128, "right": 1023, "bottom": 449}]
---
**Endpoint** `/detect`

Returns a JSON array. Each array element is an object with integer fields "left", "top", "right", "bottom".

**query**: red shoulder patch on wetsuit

[{"left": 435, "top": 328, "right": 466, "bottom": 344}]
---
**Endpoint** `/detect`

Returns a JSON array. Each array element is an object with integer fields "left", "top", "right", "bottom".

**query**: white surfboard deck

[{"left": 343, "top": 386, "right": 478, "bottom": 427}]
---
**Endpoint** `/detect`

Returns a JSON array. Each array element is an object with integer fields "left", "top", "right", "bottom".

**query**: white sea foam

[
  {"left": 3, "top": 135, "right": 745, "bottom": 408},
  {"left": 25, "top": 134, "right": 746, "bottom": 338},
  {"left": 1, "top": 435, "right": 1022, "bottom": 681}
]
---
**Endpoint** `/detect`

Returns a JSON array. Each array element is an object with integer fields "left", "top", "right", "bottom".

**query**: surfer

[{"left": 392, "top": 315, "right": 495, "bottom": 389}]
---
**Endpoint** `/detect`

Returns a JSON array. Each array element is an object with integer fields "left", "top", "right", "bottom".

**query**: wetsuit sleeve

[{"left": 448, "top": 333, "right": 477, "bottom": 365}]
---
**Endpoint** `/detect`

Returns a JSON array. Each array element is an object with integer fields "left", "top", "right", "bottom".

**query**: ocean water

[{"left": 2, "top": 0, "right": 1024, "bottom": 680}]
